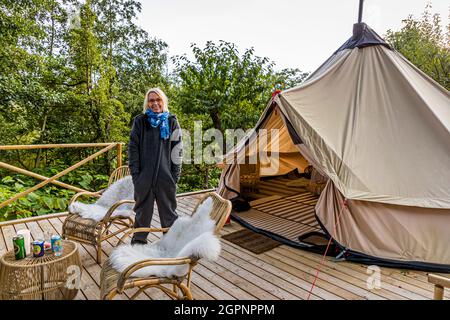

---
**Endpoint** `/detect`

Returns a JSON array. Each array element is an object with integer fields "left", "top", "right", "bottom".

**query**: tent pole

[{"left": 358, "top": 0, "right": 365, "bottom": 23}]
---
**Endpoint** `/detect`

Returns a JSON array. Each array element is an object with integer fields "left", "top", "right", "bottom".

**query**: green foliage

[
  {"left": 176, "top": 164, "right": 222, "bottom": 194},
  {"left": 0, "top": 0, "right": 167, "bottom": 169},
  {"left": 385, "top": 4, "right": 450, "bottom": 89},
  {"left": 171, "top": 41, "right": 308, "bottom": 188},
  {"left": 0, "top": 167, "right": 108, "bottom": 222},
  {"left": 0, "top": 1, "right": 447, "bottom": 222},
  {"left": 172, "top": 41, "right": 308, "bottom": 133}
]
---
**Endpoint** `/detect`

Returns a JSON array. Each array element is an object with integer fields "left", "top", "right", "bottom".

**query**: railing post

[
  {"left": 434, "top": 285, "right": 444, "bottom": 300},
  {"left": 0, "top": 144, "right": 116, "bottom": 210},
  {"left": 117, "top": 143, "right": 123, "bottom": 168}
]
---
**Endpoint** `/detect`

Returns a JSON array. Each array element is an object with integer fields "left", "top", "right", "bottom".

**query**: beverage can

[
  {"left": 13, "top": 235, "right": 26, "bottom": 260},
  {"left": 32, "top": 240, "right": 45, "bottom": 257},
  {"left": 51, "top": 235, "right": 63, "bottom": 257}
]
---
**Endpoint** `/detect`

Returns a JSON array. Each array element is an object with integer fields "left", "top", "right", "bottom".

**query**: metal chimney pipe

[{"left": 358, "top": 0, "right": 365, "bottom": 23}]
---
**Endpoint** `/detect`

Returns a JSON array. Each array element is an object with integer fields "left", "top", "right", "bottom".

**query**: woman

[{"left": 128, "top": 88, "right": 183, "bottom": 245}]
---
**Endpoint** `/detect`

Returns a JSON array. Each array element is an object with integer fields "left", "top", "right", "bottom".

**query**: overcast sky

[{"left": 136, "top": 0, "right": 449, "bottom": 73}]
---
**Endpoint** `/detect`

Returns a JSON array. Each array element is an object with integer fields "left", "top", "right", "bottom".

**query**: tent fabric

[
  {"left": 316, "top": 181, "right": 450, "bottom": 265},
  {"left": 217, "top": 23, "right": 450, "bottom": 269},
  {"left": 277, "top": 45, "right": 450, "bottom": 209},
  {"left": 335, "top": 23, "right": 391, "bottom": 53},
  {"left": 218, "top": 105, "right": 308, "bottom": 198}
]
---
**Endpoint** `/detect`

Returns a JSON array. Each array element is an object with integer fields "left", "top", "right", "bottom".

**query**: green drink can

[{"left": 13, "top": 235, "right": 26, "bottom": 260}]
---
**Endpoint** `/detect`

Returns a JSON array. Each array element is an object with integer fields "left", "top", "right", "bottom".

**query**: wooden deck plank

[
  {"left": 199, "top": 258, "right": 279, "bottom": 300},
  {"left": 137, "top": 213, "right": 234, "bottom": 300},
  {"left": 386, "top": 272, "right": 449, "bottom": 299},
  {"left": 229, "top": 246, "right": 363, "bottom": 299},
  {"left": 47, "top": 217, "right": 123, "bottom": 300},
  {"left": 222, "top": 224, "right": 361, "bottom": 300},
  {"left": 187, "top": 283, "right": 215, "bottom": 300},
  {"left": 213, "top": 254, "right": 302, "bottom": 300},
  {"left": 11, "top": 222, "right": 28, "bottom": 234},
  {"left": 109, "top": 213, "right": 212, "bottom": 300},
  {"left": 176, "top": 202, "right": 196, "bottom": 215},
  {"left": 35, "top": 218, "right": 93, "bottom": 300},
  {"left": 281, "top": 245, "right": 444, "bottom": 299},
  {"left": 1, "top": 225, "right": 17, "bottom": 251},
  {"left": 219, "top": 226, "right": 341, "bottom": 300},
  {"left": 275, "top": 246, "right": 429, "bottom": 300},
  {"left": 226, "top": 222, "right": 432, "bottom": 300},
  {"left": 143, "top": 224, "right": 258, "bottom": 300},
  {"left": 267, "top": 249, "right": 390, "bottom": 300},
  {"left": 149, "top": 212, "right": 324, "bottom": 300},
  {"left": 281, "top": 245, "right": 440, "bottom": 292},
  {"left": 57, "top": 217, "right": 166, "bottom": 301},
  {"left": 93, "top": 213, "right": 213, "bottom": 300},
  {"left": 194, "top": 264, "right": 258, "bottom": 300},
  {"left": 1, "top": 191, "right": 445, "bottom": 300},
  {"left": 189, "top": 271, "right": 236, "bottom": 300},
  {"left": 24, "top": 220, "right": 45, "bottom": 241},
  {"left": 218, "top": 249, "right": 318, "bottom": 300}
]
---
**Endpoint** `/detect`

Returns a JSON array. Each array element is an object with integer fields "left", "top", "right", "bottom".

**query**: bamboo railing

[{"left": 0, "top": 143, "right": 124, "bottom": 210}]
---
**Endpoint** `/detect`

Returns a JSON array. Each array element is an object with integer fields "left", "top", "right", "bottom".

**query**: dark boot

[{"left": 131, "top": 237, "right": 148, "bottom": 245}]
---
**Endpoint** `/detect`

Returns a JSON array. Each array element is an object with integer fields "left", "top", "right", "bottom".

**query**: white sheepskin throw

[
  {"left": 109, "top": 197, "right": 221, "bottom": 278},
  {"left": 68, "top": 176, "right": 134, "bottom": 221}
]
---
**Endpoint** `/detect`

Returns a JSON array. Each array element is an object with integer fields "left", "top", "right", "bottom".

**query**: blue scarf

[{"left": 145, "top": 109, "right": 170, "bottom": 140}]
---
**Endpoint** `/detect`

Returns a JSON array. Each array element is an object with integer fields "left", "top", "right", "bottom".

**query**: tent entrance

[
  {"left": 220, "top": 105, "right": 333, "bottom": 252},
  {"left": 231, "top": 174, "right": 333, "bottom": 252}
]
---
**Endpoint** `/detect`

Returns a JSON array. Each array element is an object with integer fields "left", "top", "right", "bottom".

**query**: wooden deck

[{"left": 0, "top": 191, "right": 447, "bottom": 300}]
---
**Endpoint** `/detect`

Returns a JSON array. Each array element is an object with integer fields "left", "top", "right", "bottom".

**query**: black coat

[{"left": 128, "top": 113, "right": 182, "bottom": 194}]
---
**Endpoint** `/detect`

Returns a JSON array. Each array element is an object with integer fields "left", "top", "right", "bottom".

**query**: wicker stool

[{"left": 0, "top": 240, "right": 81, "bottom": 300}]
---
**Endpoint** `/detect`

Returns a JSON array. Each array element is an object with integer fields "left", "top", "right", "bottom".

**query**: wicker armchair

[
  {"left": 62, "top": 166, "right": 135, "bottom": 264},
  {"left": 99, "top": 192, "right": 232, "bottom": 300}
]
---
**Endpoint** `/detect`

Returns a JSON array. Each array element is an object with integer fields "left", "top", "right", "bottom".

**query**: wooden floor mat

[
  {"left": 234, "top": 189, "right": 323, "bottom": 244},
  {"left": 221, "top": 229, "right": 282, "bottom": 254},
  {"left": 234, "top": 209, "right": 320, "bottom": 243}
]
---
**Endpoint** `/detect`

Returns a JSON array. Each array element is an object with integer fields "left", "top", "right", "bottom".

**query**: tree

[
  {"left": 385, "top": 3, "right": 450, "bottom": 89},
  {"left": 90, "top": 0, "right": 169, "bottom": 118},
  {"left": 0, "top": 0, "right": 71, "bottom": 169},
  {"left": 173, "top": 41, "right": 307, "bottom": 135},
  {"left": 0, "top": 0, "right": 168, "bottom": 170},
  {"left": 172, "top": 40, "right": 308, "bottom": 190}
]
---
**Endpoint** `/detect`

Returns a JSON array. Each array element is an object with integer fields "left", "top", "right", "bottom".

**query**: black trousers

[{"left": 132, "top": 182, "right": 178, "bottom": 242}]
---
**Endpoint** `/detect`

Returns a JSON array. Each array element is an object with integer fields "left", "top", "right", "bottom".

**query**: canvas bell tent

[{"left": 218, "top": 22, "right": 450, "bottom": 272}]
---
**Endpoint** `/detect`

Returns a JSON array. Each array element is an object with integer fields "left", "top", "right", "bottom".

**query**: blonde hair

[{"left": 142, "top": 87, "right": 169, "bottom": 113}]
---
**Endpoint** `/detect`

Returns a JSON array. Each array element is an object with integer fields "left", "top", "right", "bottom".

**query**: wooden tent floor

[
  {"left": 238, "top": 176, "right": 324, "bottom": 244},
  {"left": 1, "top": 191, "right": 448, "bottom": 300},
  {"left": 234, "top": 192, "right": 322, "bottom": 244},
  {"left": 247, "top": 176, "right": 312, "bottom": 199}
]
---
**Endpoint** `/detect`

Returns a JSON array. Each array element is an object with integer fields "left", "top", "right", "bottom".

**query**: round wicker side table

[{"left": 0, "top": 240, "right": 82, "bottom": 300}]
